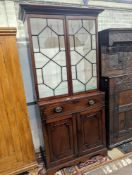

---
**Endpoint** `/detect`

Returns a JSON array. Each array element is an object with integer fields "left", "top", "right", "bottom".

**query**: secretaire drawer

[{"left": 40, "top": 93, "right": 105, "bottom": 119}]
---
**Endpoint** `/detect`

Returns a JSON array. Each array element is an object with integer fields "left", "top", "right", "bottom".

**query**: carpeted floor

[
  {"left": 83, "top": 153, "right": 132, "bottom": 175},
  {"left": 55, "top": 148, "right": 132, "bottom": 175},
  {"left": 21, "top": 141, "right": 132, "bottom": 175},
  {"left": 118, "top": 142, "right": 132, "bottom": 154},
  {"left": 109, "top": 164, "right": 132, "bottom": 175}
]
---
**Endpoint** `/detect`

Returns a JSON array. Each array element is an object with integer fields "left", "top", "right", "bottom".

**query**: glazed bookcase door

[
  {"left": 67, "top": 18, "right": 97, "bottom": 93},
  {"left": 29, "top": 16, "right": 69, "bottom": 99}
]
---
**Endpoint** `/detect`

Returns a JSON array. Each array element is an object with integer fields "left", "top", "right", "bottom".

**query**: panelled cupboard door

[
  {"left": 0, "top": 28, "right": 36, "bottom": 175},
  {"left": 77, "top": 108, "right": 105, "bottom": 155},
  {"left": 45, "top": 115, "right": 76, "bottom": 166}
]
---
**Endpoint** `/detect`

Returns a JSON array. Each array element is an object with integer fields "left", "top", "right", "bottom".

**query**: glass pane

[
  {"left": 38, "top": 84, "right": 53, "bottom": 98},
  {"left": 86, "top": 50, "right": 96, "bottom": 63},
  {"left": 55, "top": 82, "right": 68, "bottom": 95},
  {"left": 39, "top": 27, "right": 59, "bottom": 58},
  {"left": 34, "top": 53, "right": 49, "bottom": 68},
  {"left": 92, "top": 35, "right": 96, "bottom": 49},
  {"left": 36, "top": 69, "right": 43, "bottom": 84},
  {"left": 72, "top": 66, "right": 76, "bottom": 79},
  {"left": 69, "top": 36, "right": 74, "bottom": 51},
  {"left": 68, "top": 19, "right": 97, "bottom": 93},
  {"left": 53, "top": 51, "right": 66, "bottom": 66},
  {"left": 77, "top": 59, "right": 92, "bottom": 84},
  {"left": 47, "top": 19, "right": 64, "bottom": 35},
  {"left": 42, "top": 61, "right": 61, "bottom": 89},
  {"left": 68, "top": 20, "right": 82, "bottom": 35},
  {"left": 71, "top": 51, "right": 82, "bottom": 65},
  {"left": 30, "top": 18, "right": 47, "bottom": 35},
  {"left": 72, "top": 80, "right": 85, "bottom": 93},
  {"left": 32, "top": 36, "right": 39, "bottom": 52},
  {"left": 93, "top": 64, "right": 97, "bottom": 77},
  {"left": 59, "top": 36, "right": 65, "bottom": 51},
  {"left": 62, "top": 67, "right": 67, "bottom": 81},
  {"left": 75, "top": 28, "right": 91, "bottom": 56},
  {"left": 83, "top": 20, "right": 96, "bottom": 34},
  {"left": 86, "top": 77, "right": 97, "bottom": 90},
  {"left": 30, "top": 17, "right": 68, "bottom": 98}
]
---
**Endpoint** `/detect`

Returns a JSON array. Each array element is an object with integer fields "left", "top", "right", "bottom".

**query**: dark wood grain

[
  {"left": 100, "top": 75, "right": 132, "bottom": 148},
  {"left": 77, "top": 107, "right": 106, "bottom": 155},
  {"left": 19, "top": 3, "right": 104, "bottom": 21},
  {"left": 40, "top": 91, "right": 106, "bottom": 174},
  {"left": 99, "top": 29, "right": 132, "bottom": 148}
]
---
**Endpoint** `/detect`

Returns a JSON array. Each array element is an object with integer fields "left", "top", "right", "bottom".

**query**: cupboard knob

[
  {"left": 54, "top": 106, "right": 63, "bottom": 113},
  {"left": 88, "top": 100, "right": 95, "bottom": 106}
]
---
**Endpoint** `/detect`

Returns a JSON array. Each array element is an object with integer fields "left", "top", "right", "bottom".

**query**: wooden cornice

[
  {"left": 19, "top": 3, "right": 104, "bottom": 21},
  {"left": 0, "top": 28, "right": 17, "bottom": 36}
]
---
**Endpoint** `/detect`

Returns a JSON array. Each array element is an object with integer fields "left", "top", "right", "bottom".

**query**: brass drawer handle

[
  {"left": 88, "top": 100, "right": 95, "bottom": 106},
  {"left": 54, "top": 106, "right": 63, "bottom": 113}
]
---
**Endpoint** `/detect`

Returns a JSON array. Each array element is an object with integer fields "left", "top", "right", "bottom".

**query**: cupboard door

[
  {"left": 109, "top": 76, "right": 132, "bottom": 146},
  {"left": 77, "top": 108, "right": 105, "bottom": 155},
  {"left": 46, "top": 115, "right": 76, "bottom": 166}
]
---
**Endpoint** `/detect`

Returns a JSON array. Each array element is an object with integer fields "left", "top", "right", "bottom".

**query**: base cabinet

[{"left": 40, "top": 92, "right": 107, "bottom": 174}]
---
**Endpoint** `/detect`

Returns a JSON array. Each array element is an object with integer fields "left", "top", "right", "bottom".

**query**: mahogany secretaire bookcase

[{"left": 20, "top": 4, "right": 107, "bottom": 175}]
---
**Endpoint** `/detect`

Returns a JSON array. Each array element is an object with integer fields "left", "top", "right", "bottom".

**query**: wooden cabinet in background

[
  {"left": 99, "top": 29, "right": 132, "bottom": 77},
  {"left": 99, "top": 29, "right": 132, "bottom": 148},
  {"left": 0, "top": 28, "right": 37, "bottom": 175}
]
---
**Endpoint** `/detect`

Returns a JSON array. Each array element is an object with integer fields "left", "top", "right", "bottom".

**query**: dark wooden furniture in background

[
  {"left": 20, "top": 4, "right": 107, "bottom": 175},
  {"left": 0, "top": 28, "right": 37, "bottom": 175},
  {"left": 99, "top": 29, "right": 132, "bottom": 148}
]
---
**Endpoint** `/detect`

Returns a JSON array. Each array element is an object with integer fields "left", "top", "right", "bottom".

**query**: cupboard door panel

[
  {"left": 46, "top": 115, "right": 76, "bottom": 165},
  {"left": 77, "top": 109, "right": 105, "bottom": 155}
]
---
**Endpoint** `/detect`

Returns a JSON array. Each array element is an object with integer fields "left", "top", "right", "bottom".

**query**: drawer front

[{"left": 41, "top": 94, "right": 104, "bottom": 119}]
